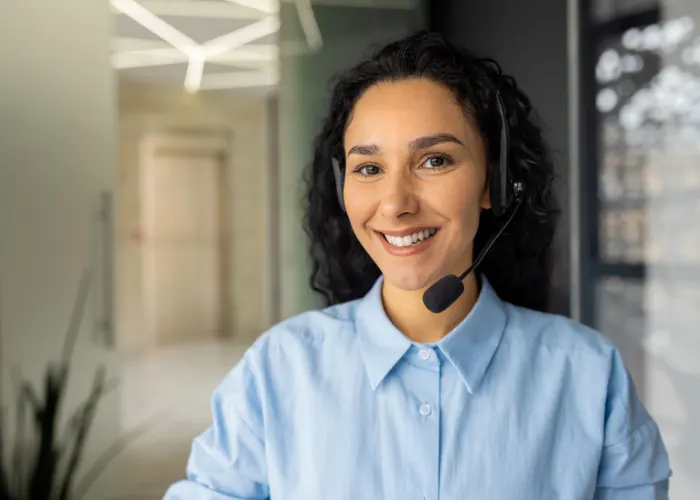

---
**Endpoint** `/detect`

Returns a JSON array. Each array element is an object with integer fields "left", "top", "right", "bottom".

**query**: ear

[{"left": 481, "top": 192, "right": 492, "bottom": 209}]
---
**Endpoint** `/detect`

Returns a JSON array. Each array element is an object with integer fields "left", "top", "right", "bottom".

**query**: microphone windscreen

[{"left": 422, "top": 274, "right": 464, "bottom": 314}]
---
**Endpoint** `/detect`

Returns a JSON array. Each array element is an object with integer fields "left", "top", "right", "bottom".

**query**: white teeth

[{"left": 383, "top": 229, "right": 438, "bottom": 248}]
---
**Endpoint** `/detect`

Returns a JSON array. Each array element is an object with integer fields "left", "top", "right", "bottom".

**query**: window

[
  {"left": 580, "top": 2, "right": 700, "bottom": 331},
  {"left": 580, "top": 3, "right": 700, "bottom": 496}
]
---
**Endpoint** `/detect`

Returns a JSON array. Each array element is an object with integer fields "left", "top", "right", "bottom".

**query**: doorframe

[
  {"left": 265, "top": 96, "right": 281, "bottom": 325},
  {"left": 138, "top": 130, "right": 233, "bottom": 348}
]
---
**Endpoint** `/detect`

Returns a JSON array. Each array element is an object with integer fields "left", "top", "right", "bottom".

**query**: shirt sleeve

[
  {"left": 163, "top": 353, "right": 270, "bottom": 500},
  {"left": 593, "top": 349, "right": 672, "bottom": 500}
]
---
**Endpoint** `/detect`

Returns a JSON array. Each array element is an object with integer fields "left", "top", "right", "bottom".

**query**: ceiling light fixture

[{"left": 111, "top": 0, "right": 321, "bottom": 92}]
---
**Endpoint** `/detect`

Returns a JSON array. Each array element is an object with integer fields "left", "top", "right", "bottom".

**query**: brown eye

[
  {"left": 358, "top": 164, "right": 381, "bottom": 176},
  {"left": 422, "top": 155, "right": 452, "bottom": 170}
]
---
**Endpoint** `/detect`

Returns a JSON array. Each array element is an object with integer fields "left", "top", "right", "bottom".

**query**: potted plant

[{"left": 0, "top": 271, "right": 154, "bottom": 500}]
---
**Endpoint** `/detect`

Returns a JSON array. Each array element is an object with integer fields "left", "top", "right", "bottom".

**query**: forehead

[{"left": 344, "top": 78, "right": 473, "bottom": 145}]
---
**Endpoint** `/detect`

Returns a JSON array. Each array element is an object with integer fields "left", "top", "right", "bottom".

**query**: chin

[{"left": 383, "top": 268, "right": 440, "bottom": 292}]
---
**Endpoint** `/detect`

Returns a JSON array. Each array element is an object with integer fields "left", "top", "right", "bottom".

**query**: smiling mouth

[{"left": 379, "top": 228, "right": 439, "bottom": 248}]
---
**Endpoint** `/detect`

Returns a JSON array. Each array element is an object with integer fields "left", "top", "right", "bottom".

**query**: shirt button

[
  {"left": 419, "top": 403, "right": 432, "bottom": 416},
  {"left": 418, "top": 348, "right": 432, "bottom": 360}
]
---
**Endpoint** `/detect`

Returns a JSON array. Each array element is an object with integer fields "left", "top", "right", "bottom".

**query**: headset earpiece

[
  {"left": 332, "top": 158, "right": 346, "bottom": 213},
  {"left": 489, "top": 91, "right": 513, "bottom": 218}
]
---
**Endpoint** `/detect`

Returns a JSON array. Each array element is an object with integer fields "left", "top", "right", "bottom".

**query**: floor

[{"left": 115, "top": 339, "right": 248, "bottom": 498}]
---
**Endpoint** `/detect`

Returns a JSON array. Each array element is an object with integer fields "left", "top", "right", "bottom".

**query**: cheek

[
  {"left": 425, "top": 176, "right": 483, "bottom": 227},
  {"left": 343, "top": 186, "right": 373, "bottom": 236}
]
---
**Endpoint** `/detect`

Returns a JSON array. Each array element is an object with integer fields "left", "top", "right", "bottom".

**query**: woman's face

[{"left": 343, "top": 78, "right": 491, "bottom": 292}]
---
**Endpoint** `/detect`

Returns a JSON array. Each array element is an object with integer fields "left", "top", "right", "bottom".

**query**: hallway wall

[{"left": 0, "top": 0, "right": 122, "bottom": 495}]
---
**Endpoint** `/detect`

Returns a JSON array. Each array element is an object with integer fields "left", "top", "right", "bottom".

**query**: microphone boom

[{"left": 422, "top": 195, "right": 523, "bottom": 314}]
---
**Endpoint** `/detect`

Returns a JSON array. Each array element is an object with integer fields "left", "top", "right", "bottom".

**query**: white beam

[
  {"left": 218, "top": 44, "right": 278, "bottom": 60},
  {"left": 185, "top": 54, "right": 206, "bottom": 93},
  {"left": 202, "top": 17, "right": 280, "bottom": 57},
  {"left": 112, "top": 48, "right": 187, "bottom": 68},
  {"left": 110, "top": 0, "right": 200, "bottom": 55},
  {"left": 208, "top": 58, "right": 273, "bottom": 69},
  {"left": 138, "top": 0, "right": 267, "bottom": 19},
  {"left": 200, "top": 70, "right": 279, "bottom": 90},
  {"left": 295, "top": 0, "right": 322, "bottom": 50},
  {"left": 112, "top": 45, "right": 278, "bottom": 69},
  {"left": 225, "top": 0, "right": 279, "bottom": 15},
  {"left": 111, "top": 37, "right": 170, "bottom": 51}
]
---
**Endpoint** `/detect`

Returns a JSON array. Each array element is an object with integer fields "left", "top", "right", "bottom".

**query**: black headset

[{"left": 332, "top": 89, "right": 523, "bottom": 217}]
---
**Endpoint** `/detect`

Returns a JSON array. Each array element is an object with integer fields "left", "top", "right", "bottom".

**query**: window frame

[{"left": 578, "top": 0, "right": 661, "bottom": 327}]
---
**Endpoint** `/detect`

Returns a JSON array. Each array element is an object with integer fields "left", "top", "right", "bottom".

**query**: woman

[{"left": 165, "top": 32, "right": 671, "bottom": 499}]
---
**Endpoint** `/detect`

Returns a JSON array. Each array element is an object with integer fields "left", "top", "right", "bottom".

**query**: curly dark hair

[{"left": 303, "top": 31, "right": 559, "bottom": 312}]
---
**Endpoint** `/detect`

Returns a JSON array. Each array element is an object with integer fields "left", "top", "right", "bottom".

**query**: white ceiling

[{"left": 111, "top": 0, "right": 418, "bottom": 92}]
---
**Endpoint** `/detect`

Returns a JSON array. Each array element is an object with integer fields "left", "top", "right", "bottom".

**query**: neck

[{"left": 381, "top": 274, "right": 480, "bottom": 343}]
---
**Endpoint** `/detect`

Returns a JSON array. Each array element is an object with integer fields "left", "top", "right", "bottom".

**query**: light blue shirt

[{"left": 164, "top": 277, "right": 671, "bottom": 500}]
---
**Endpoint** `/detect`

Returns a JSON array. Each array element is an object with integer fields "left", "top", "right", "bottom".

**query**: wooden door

[{"left": 142, "top": 144, "right": 227, "bottom": 345}]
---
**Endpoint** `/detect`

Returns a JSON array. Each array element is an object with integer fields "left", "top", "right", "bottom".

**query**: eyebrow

[{"left": 347, "top": 133, "right": 465, "bottom": 157}]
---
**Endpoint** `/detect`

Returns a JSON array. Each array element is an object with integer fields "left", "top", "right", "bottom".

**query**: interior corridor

[{"left": 116, "top": 340, "right": 247, "bottom": 498}]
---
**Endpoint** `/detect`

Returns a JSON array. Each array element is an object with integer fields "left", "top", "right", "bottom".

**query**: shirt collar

[{"left": 355, "top": 275, "right": 508, "bottom": 393}]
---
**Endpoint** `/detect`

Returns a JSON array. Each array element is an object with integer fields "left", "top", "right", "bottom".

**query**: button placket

[{"left": 402, "top": 347, "right": 440, "bottom": 500}]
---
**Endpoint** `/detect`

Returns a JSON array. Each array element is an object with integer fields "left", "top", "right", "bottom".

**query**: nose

[{"left": 379, "top": 171, "right": 419, "bottom": 220}]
